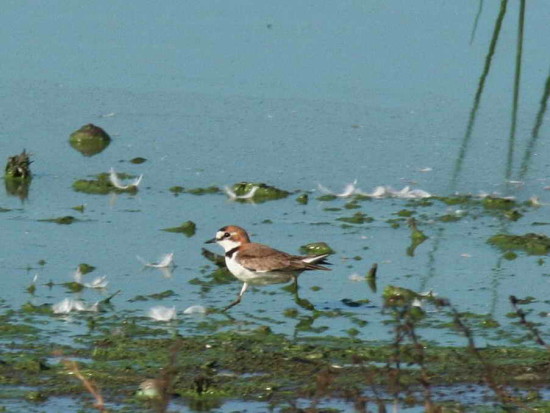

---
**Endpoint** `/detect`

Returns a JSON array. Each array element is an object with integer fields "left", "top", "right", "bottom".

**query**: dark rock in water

[
  {"left": 5, "top": 150, "right": 32, "bottom": 179},
  {"left": 5, "top": 150, "right": 32, "bottom": 199},
  {"left": 69, "top": 124, "right": 111, "bottom": 156}
]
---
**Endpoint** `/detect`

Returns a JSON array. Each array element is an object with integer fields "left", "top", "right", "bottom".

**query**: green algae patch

[
  {"left": 37, "top": 215, "right": 79, "bottom": 225},
  {"left": 73, "top": 172, "right": 139, "bottom": 195},
  {"left": 434, "top": 194, "right": 474, "bottom": 205},
  {"left": 299, "top": 242, "right": 335, "bottom": 256},
  {"left": 78, "top": 263, "right": 96, "bottom": 274},
  {"left": 162, "top": 220, "right": 196, "bottom": 237},
  {"left": 438, "top": 213, "right": 463, "bottom": 223},
  {"left": 169, "top": 185, "right": 184, "bottom": 194},
  {"left": 69, "top": 124, "right": 111, "bottom": 156},
  {"left": 185, "top": 186, "right": 221, "bottom": 195},
  {"left": 316, "top": 194, "right": 337, "bottom": 201},
  {"left": 1, "top": 328, "right": 549, "bottom": 411},
  {"left": 382, "top": 285, "right": 422, "bottom": 307},
  {"left": 488, "top": 233, "right": 550, "bottom": 255},
  {"left": 482, "top": 196, "right": 517, "bottom": 210},
  {"left": 130, "top": 156, "right": 147, "bottom": 164},
  {"left": 407, "top": 218, "right": 428, "bottom": 256},
  {"left": 230, "top": 182, "right": 290, "bottom": 202},
  {"left": 337, "top": 212, "right": 373, "bottom": 224}
]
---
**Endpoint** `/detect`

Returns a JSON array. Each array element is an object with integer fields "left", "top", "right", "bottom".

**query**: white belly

[{"left": 225, "top": 255, "right": 294, "bottom": 285}]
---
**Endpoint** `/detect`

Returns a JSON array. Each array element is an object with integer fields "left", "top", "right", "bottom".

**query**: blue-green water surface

[{"left": 1, "top": 1, "right": 549, "bottom": 411}]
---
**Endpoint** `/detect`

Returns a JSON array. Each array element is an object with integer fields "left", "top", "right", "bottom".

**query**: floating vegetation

[
  {"left": 130, "top": 156, "right": 147, "bottom": 164},
  {"left": 169, "top": 185, "right": 184, "bottom": 195},
  {"left": 336, "top": 211, "right": 374, "bottom": 224},
  {"left": 488, "top": 233, "right": 550, "bottom": 255},
  {"left": 69, "top": 124, "right": 111, "bottom": 156},
  {"left": 185, "top": 186, "right": 221, "bottom": 195},
  {"left": 73, "top": 171, "right": 141, "bottom": 194},
  {"left": 407, "top": 218, "right": 428, "bottom": 256},
  {"left": 299, "top": 242, "right": 334, "bottom": 256},
  {"left": 77, "top": 263, "right": 96, "bottom": 274},
  {"left": 162, "top": 220, "right": 196, "bottom": 237},
  {"left": 482, "top": 195, "right": 517, "bottom": 210},
  {"left": 228, "top": 182, "right": 290, "bottom": 202},
  {"left": 38, "top": 215, "right": 79, "bottom": 225},
  {"left": 129, "top": 289, "right": 177, "bottom": 302}
]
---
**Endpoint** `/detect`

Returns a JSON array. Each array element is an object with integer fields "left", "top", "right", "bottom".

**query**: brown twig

[
  {"left": 63, "top": 359, "right": 107, "bottom": 412},
  {"left": 451, "top": 308, "right": 534, "bottom": 410},
  {"left": 153, "top": 339, "right": 184, "bottom": 413}
]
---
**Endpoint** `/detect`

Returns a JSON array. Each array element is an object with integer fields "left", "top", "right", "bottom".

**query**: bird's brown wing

[{"left": 237, "top": 243, "right": 320, "bottom": 272}]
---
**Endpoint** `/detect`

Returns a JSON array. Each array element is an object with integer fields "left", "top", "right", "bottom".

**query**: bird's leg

[
  {"left": 292, "top": 274, "right": 298, "bottom": 290},
  {"left": 290, "top": 275, "right": 315, "bottom": 311},
  {"left": 222, "top": 282, "right": 248, "bottom": 312}
]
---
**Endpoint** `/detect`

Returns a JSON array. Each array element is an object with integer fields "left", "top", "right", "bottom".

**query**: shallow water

[{"left": 1, "top": 0, "right": 549, "bottom": 411}]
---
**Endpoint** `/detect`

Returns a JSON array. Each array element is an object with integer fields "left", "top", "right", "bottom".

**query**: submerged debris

[{"left": 69, "top": 124, "right": 111, "bottom": 156}]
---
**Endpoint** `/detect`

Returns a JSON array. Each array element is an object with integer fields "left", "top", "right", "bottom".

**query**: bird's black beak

[{"left": 205, "top": 238, "right": 217, "bottom": 244}]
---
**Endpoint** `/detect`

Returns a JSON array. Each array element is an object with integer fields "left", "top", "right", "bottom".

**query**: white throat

[{"left": 217, "top": 237, "right": 241, "bottom": 252}]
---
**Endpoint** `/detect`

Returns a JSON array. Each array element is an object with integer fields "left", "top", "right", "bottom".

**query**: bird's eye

[{"left": 224, "top": 232, "right": 230, "bottom": 238}]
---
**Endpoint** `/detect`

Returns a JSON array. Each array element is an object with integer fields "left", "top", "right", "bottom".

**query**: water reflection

[
  {"left": 505, "top": 0, "right": 525, "bottom": 181},
  {"left": 469, "top": 0, "right": 484, "bottom": 45},
  {"left": 454, "top": 0, "right": 549, "bottom": 190},
  {"left": 4, "top": 177, "right": 31, "bottom": 200},
  {"left": 452, "top": 0, "right": 508, "bottom": 190},
  {"left": 519, "top": 69, "right": 550, "bottom": 180}
]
